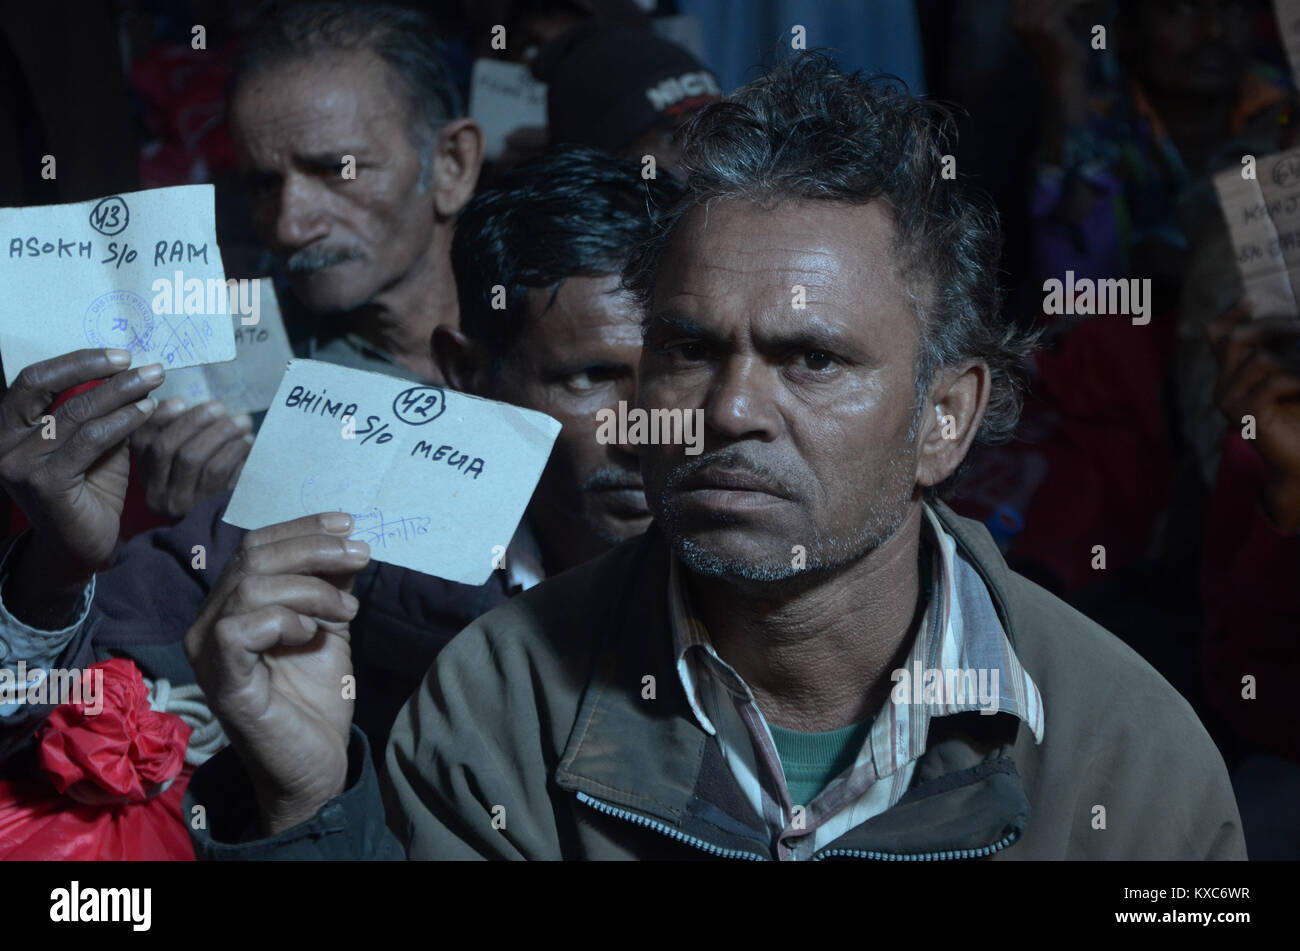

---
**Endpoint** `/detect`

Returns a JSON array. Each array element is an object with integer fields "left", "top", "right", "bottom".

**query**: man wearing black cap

[{"left": 531, "top": 22, "right": 722, "bottom": 176}]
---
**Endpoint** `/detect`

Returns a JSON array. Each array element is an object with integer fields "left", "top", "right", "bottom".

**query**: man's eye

[
  {"left": 245, "top": 174, "right": 279, "bottom": 195},
  {"left": 801, "top": 351, "right": 835, "bottom": 371},
  {"left": 565, "top": 368, "right": 615, "bottom": 391},
  {"left": 667, "top": 340, "right": 709, "bottom": 361}
]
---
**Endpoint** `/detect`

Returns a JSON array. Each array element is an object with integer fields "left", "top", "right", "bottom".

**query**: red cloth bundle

[{"left": 0, "top": 659, "right": 195, "bottom": 860}]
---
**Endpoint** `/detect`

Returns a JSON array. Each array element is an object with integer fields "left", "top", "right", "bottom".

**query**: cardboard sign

[
  {"left": 152, "top": 280, "right": 292, "bottom": 415},
  {"left": 0, "top": 184, "right": 236, "bottom": 384},
  {"left": 223, "top": 360, "right": 561, "bottom": 585}
]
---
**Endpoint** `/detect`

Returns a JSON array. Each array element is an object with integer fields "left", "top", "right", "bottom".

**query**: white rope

[{"left": 144, "top": 677, "right": 228, "bottom": 767}]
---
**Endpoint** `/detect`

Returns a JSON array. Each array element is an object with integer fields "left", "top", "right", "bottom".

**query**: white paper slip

[
  {"left": 223, "top": 359, "right": 561, "bottom": 585},
  {"left": 152, "top": 280, "right": 292, "bottom": 416},
  {"left": 468, "top": 58, "right": 547, "bottom": 162},
  {"left": 0, "top": 184, "right": 236, "bottom": 385},
  {"left": 1213, "top": 150, "right": 1300, "bottom": 318}
]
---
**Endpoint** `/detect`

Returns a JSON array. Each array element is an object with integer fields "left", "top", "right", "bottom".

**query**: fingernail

[
  {"left": 160, "top": 398, "right": 187, "bottom": 413},
  {"left": 299, "top": 614, "right": 316, "bottom": 632},
  {"left": 106, "top": 349, "right": 132, "bottom": 367},
  {"left": 134, "top": 397, "right": 156, "bottom": 413},
  {"left": 232, "top": 413, "right": 253, "bottom": 431},
  {"left": 321, "top": 512, "right": 352, "bottom": 532},
  {"left": 137, "top": 363, "right": 164, "bottom": 383},
  {"left": 340, "top": 591, "right": 359, "bottom": 613},
  {"left": 344, "top": 540, "right": 370, "bottom": 558},
  {"left": 243, "top": 433, "right": 255, "bottom": 444},
  {"left": 206, "top": 400, "right": 227, "bottom": 417}
]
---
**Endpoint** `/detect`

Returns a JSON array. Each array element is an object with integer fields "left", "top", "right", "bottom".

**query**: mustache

[
  {"left": 663, "top": 447, "right": 800, "bottom": 500},
  {"left": 285, "top": 244, "right": 365, "bottom": 274},
  {"left": 582, "top": 466, "right": 644, "bottom": 493}
]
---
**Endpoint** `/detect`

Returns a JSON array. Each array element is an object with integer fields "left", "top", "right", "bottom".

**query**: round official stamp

[
  {"left": 1273, "top": 154, "right": 1300, "bottom": 188},
  {"left": 83, "top": 291, "right": 155, "bottom": 354}
]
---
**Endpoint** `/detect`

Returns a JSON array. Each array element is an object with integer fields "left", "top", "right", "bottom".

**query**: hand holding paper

[
  {"left": 0, "top": 349, "right": 163, "bottom": 628},
  {"left": 1213, "top": 149, "right": 1300, "bottom": 319},
  {"left": 193, "top": 360, "right": 561, "bottom": 832},
  {"left": 184, "top": 512, "right": 368, "bottom": 836},
  {"left": 224, "top": 360, "right": 562, "bottom": 586}
]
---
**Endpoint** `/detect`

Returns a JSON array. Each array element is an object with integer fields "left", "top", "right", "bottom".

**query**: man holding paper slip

[
  {"left": 0, "top": 348, "right": 164, "bottom": 758},
  {"left": 183, "top": 58, "right": 1245, "bottom": 860},
  {"left": 0, "top": 147, "right": 678, "bottom": 785}
]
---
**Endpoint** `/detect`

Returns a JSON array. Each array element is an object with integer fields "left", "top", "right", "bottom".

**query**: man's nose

[
  {"left": 702, "top": 355, "right": 782, "bottom": 443},
  {"left": 274, "top": 174, "right": 330, "bottom": 250},
  {"left": 606, "top": 377, "right": 642, "bottom": 464}
]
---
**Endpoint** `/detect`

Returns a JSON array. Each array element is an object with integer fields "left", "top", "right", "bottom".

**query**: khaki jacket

[{"left": 191, "top": 502, "right": 1247, "bottom": 860}]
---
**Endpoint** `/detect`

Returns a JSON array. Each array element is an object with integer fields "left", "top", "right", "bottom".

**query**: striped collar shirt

[{"left": 668, "top": 503, "right": 1045, "bottom": 861}]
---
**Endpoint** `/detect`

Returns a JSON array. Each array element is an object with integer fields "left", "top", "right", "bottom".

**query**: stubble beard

[{"left": 662, "top": 441, "right": 919, "bottom": 585}]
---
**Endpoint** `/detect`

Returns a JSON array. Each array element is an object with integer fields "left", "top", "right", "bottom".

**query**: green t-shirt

[{"left": 768, "top": 720, "right": 870, "bottom": 808}]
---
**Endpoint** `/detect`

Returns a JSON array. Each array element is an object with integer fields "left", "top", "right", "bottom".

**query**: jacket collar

[{"left": 554, "top": 507, "right": 1032, "bottom": 859}]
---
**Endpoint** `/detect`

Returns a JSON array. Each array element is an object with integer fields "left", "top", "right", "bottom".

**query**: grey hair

[
  {"left": 231, "top": 2, "right": 462, "bottom": 191},
  {"left": 623, "top": 53, "right": 1039, "bottom": 496}
]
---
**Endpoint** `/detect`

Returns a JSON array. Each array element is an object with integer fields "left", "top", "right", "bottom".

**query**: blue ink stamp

[{"left": 84, "top": 291, "right": 155, "bottom": 355}]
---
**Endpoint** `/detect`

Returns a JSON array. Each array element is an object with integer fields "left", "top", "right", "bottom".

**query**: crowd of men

[{"left": 1, "top": 0, "right": 1291, "bottom": 860}]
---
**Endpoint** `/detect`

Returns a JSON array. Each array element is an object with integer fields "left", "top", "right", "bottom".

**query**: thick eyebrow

[
  {"left": 297, "top": 151, "right": 354, "bottom": 168},
  {"left": 645, "top": 309, "right": 877, "bottom": 365},
  {"left": 644, "top": 311, "right": 718, "bottom": 341}
]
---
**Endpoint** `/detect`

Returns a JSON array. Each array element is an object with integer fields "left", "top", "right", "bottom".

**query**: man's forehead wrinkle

[
  {"left": 237, "top": 113, "right": 409, "bottom": 177},
  {"left": 686, "top": 254, "right": 844, "bottom": 289},
  {"left": 234, "top": 55, "right": 410, "bottom": 150}
]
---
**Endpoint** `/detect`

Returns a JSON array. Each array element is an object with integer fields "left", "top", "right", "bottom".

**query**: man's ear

[
  {"left": 433, "top": 325, "right": 490, "bottom": 395},
  {"left": 431, "top": 119, "right": 485, "bottom": 220},
  {"left": 915, "top": 360, "right": 990, "bottom": 489}
]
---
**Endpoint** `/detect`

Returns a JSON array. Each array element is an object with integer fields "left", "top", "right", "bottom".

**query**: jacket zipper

[
  {"left": 578, "top": 791, "right": 1019, "bottom": 861},
  {"left": 811, "top": 829, "right": 1021, "bottom": 861},
  {"left": 576, "top": 791, "right": 768, "bottom": 861}
]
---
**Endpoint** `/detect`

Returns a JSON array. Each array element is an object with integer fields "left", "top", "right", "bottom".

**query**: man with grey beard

[
  {"left": 128, "top": 2, "right": 483, "bottom": 519},
  {"left": 183, "top": 55, "right": 1245, "bottom": 861}
]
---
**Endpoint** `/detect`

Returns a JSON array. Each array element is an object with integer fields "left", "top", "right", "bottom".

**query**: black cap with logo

[{"left": 532, "top": 22, "right": 722, "bottom": 154}]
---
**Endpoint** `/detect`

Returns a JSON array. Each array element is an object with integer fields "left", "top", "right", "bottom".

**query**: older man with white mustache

[{"left": 127, "top": 2, "right": 484, "bottom": 520}]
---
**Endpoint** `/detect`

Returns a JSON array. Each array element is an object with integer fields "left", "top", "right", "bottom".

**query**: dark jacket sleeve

[
  {"left": 0, "top": 493, "right": 240, "bottom": 769},
  {"left": 186, "top": 724, "right": 404, "bottom": 860},
  {"left": 91, "top": 492, "right": 245, "bottom": 670}
]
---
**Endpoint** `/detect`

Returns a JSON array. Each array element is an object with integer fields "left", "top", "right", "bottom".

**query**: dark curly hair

[{"left": 624, "top": 53, "right": 1038, "bottom": 494}]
